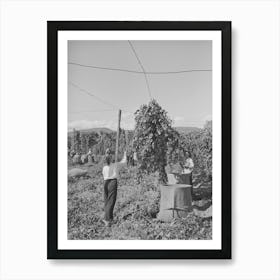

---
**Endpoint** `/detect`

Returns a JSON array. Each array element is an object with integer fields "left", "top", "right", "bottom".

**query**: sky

[{"left": 68, "top": 40, "right": 212, "bottom": 131}]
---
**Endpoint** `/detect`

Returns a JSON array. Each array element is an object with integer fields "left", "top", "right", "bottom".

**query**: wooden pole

[
  {"left": 125, "top": 130, "right": 128, "bottom": 147},
  {"left": 72, "top": 128, "right": 76, "bottom": 152},
  {"left": 115, "top": 109, "right": 122, "bottom": 163}
]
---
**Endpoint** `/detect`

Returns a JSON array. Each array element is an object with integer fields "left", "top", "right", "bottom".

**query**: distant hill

[
  {"left": 68, "top": 126, "right": 201, "bottom": 136},
  {"left": 174, "top": 126, "right": 201, "bottom": 134},
  {"left": 68, "top": 127, "right": 114, "bottom": 136}
]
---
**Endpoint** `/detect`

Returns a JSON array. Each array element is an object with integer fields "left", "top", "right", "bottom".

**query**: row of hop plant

[{"left": 68, "top": 99, "right": 212, "bottom": 184}]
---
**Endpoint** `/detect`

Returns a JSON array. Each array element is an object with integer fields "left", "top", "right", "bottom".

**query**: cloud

[
  {"left": 68, "top": 113, "right": 136, "bottom": 131},
  {"left": 120, "top": 112, "right": 135, "bottom": 130},
  {"left": 122, "top": 112, "right": 134, "bottom": 119},
  {"left": 174, "top": 116, "right": 184, "bottom": 122},
  {"left": 173, "top": 116, "right": 185, "bottom": 126},
  {"left": 68, "top": 119, "right": 117, "bottom": 131},
  {"left": 202, "top": 114, "right": 212, "bottom": 122}
]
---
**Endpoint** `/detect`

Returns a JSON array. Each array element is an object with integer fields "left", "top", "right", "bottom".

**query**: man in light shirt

[
  {"left": 102, "top": 148, "right": 127, "bottom": 226},
  {"left": 182, "top": 151, "right": 194, "bottom": 176},
  {"left": 181, "top": 151, "right": 194, "bottom": 197}
]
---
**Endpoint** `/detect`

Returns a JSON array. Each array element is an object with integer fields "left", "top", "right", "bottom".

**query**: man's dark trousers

[{"left": 103, "top": 178, "right": 117, "bottom": 221}]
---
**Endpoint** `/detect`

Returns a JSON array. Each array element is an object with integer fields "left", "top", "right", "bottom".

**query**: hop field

[{"left": 68, "top": 163, "right": 212, "bottom": 240}]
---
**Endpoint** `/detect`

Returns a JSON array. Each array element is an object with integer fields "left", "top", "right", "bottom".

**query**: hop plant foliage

[
  {"left": 133, "top": 99, "right": 174, "bottom": 184},
  {"left": 166, "top": 121, "right": 213, "bottom": 182},
  {"left": 68, "top": 164, "right": 212, "bottom": 240}
]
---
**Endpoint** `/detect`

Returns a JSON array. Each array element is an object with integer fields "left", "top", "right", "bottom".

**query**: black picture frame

[{"left": 47, "top": 21, "right": 231, "bottom": 259}]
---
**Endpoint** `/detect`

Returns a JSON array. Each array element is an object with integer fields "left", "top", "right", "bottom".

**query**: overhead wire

[
  {"left": 69, "top": 62, "right": 142, "bottom": 74},
  {"left": 69, "top": 44, "right": 211, "bottom": 132},
  {"left": 128, "top": 40, "right": 152, "bottom": 100},
  {"left": 69, "top": 81, "right": 135, "bottom": 114},
  {"left": 68, "top": 61, "right": 212, "bottom": 75},
  {"left": 68, "top": 81, "right": 206, "bottom": 141},
  {"left": 69, "top": 81, "right": 119, "bottom": 110},
  {"left": 69, "top": 82, "right": 204, "bottom": 125}
]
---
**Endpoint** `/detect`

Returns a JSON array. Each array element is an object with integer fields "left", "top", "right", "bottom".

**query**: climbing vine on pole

[{"left": 133, "top": 99, "right": 174, "bottom": 184}]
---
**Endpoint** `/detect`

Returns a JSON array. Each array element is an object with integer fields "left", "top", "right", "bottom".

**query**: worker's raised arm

[{"left": 118, "top": 151, "right": 127, "bottom": 167}]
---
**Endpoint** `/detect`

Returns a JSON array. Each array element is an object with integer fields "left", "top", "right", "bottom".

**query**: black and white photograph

[
  {"left": 68, "top": 39, "right": 213, "bottom": 239},
  {"left": 48, "top": 21, "right": 231, "bottom": 259}
]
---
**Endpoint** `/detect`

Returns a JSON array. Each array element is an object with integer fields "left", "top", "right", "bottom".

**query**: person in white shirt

[
  {"left": 87, "top": 149, "right": 92, "bottom": 156},
  {"left": 102, "top": 148, "right": 127, "bottom": 226},
  {"left": 181, "top": 151, "right": 195, "bottom": 197},
  {"left": 182, "top": 152, "right": 194, "bottom": 176}
]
